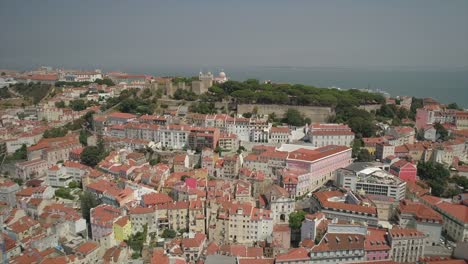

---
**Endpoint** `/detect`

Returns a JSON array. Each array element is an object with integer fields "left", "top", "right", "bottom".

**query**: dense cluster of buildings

[{"left": 0, "top": 67, "right": 467, "bottom": 263}]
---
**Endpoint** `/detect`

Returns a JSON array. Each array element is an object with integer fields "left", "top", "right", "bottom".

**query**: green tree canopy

[
  {"left": 80, "top": 191, "right": 101, "bottom": 223},
  {"left": 283, "top": 109, "right": 306, "bottom": 127},
  {"left": 55, "top": 101, "right": 66, "bottom": 108},
  {"left": 434, "top": 122, "right": 449, "bottom": 141},
  {"left": 289, "top": 210, "right": 307, "bottom": 230},
  {"left": 161, "top": 229, "right": 177, "bottom": 239},
  {"left": 69, "top": 99, "right": 87, "bottom": 111},
  {"left": 417, "top": 161, "right": 451, "bottom": 196},
  {"left": 356, "top": 148, "right": 374, "bottom": 162},
  {"left": 80, "top": 146, "right": 104, "bottom": 167},
  {"left": 447, "top": 102, "right": 461, "bottom": 110}
]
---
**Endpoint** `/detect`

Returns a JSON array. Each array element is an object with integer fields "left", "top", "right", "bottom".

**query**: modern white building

[{"left": 336, "top": 163, "right": 406, "bottom": 201}]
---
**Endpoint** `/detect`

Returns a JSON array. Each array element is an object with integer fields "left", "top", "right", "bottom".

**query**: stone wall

[{"left": 237, "top": 104, "right": 333, "bottom": 123}]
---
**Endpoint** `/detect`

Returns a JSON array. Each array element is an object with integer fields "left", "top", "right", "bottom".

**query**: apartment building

[
  {"left": 388, "top": 228, "right": 426, "bottom": 263},
  {"left": 337, "top": 163, "right": 406, "bottom": 201},
  {"left": 286, "top": 145, "right": 353, "bottom": 194},
  {"left": 397, "top": 199, "right": 443, "bottom": 245},
  {"left": 307, "top": 123, "right": 355, "bottom": 147},
  {"left": 310, "top": 190, "right": 378, "bottom": 226}
]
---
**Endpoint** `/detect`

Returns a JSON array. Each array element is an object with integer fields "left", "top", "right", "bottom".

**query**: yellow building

[{"left": 113, "top": 216, "right": 131, "bottom": 241}]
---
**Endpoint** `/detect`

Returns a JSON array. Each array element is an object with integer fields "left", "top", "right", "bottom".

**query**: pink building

[
  {"left": 286, "top": 145, "right": 352, "bottom": 195},
  {"left": 365, "top": 227, "right": 391, "bottom": 261},
  {"left": 389, "top": 159, "right": 417, "bottom": 182},
  {"left": 90, "top": 204, "right": 121, "bottom": 240},
  {"left": 272, "top": 224, "right": 291, "bottom": 252}
]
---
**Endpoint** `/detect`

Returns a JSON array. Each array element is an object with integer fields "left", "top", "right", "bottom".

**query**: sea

[{"left": 119, "top": 65, "right": 468, "bottom": 108}]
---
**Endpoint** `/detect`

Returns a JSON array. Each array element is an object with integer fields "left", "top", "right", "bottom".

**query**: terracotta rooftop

[
  {"left": 313, "top": 190, "right": 377, "bottom": 215},
  {"left": 364, "top": 227, "right": 391, "bottom": 251},
  {"left": 276, "top": 247, "right": 310, "bottom": 261},
  {"left": 114, "top": 216, "right": 129, "bottom": 227},
  {"left": 312, "top": 233, "right": 365, "bottom": 252},
  {"left": 142, "top": 192, "right": 173, "bottom": 206},
  {"left": 238, "top": 259, "right": 275, "bottom": 264},
  {"left": 75, "top": 241, "right": 99, "bottom": 255},
  {"left": 181, "top": 233, "right": 206, "bottom": 248},
  {"left": 389, "top": 227, "right": 425, "bottom": 238},
  {"left": 399, "top": 199, "right": 442, "bottom": 223},
  {"left": 436, "top": 202, "right": 468, "bottom": 224},
  {"left": 107, "top": 112, "right": 137, "bottom": 119},
  {"left": 287, "top": 145, "right": 350, "bottom": 163}
]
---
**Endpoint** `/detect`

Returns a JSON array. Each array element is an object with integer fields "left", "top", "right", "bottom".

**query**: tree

[
  {"left": 356, "top": 149, "right": 374, "bottom": 162},
  {"left": 94, "top": 78, "right": 115, "bottom": 86},
  {"left": 161, "top": 229, "right": 177, "bottom": 239},
  {"left": 289, "top": 210, "right": 306, "bottom": 230},
  {"left": 140, "top": 88, "right": 153, "bottom": 99},
  {"left": 68, "top": 180, "right": 80, "bottom": 189},
  {"left": 283, "top": 109, "right": 306, "bottom": 127},
  {"left": 417, "top": 161, "right": 450, "bottom": 196},
  {"left": 447, "top": 102, "right": 461, "bottom": 110},
  {"left": 55, "top": 101, "right": 66, "bottom": 108},
  {"left": 10, "top": 144, "right": 27, "bottom": 160},
  {"left": 348, "top": 117, "right": 375, "bottom": 137},
  {"left": 268, "top": 112, "right": 278, "bottom": 123},
  {"left": 214, "top": 146, "right": 222, "bottom": 155},
  {"left": 80, "top": 146, "right": 103, "bottom": 167},
  {"left": 351, "top": 139, "right": 363, "bottom": 158},
  {"left": 80, "top": 191, "right": 101, "bottom": 223},
  {"left": 43, "top": 127, "right": 67, "bottom": 138},
  {"left": 237, "top": 145, "right": 246, "bottom": 154},
  {"left": 12, "top": 178, "right": 23, "bottom": 186},
  {"left": 69, "top": 99, "right": 87, "bottom": 111},
  {"left": 242, "top": 112, "right": 252, "bottom": 118},
  {"left": 434, "top": 122, "right": 449, "bottom": 141},
  {"left": 55, "top": 188, "right": 74, "bottom": 200},
  {"left": 173, "top": 89, "right": 198, "bottom": 101},
  {"left": 79, "top": 129, "right": 89, "bottom": 146},
  {"left": 126, "top": 224, "right": 147, "bottom": 258}
]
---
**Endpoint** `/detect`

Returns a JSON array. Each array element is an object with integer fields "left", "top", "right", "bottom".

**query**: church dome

[{"left": 219, "top": 71, "right": 226, "bottom": 78}]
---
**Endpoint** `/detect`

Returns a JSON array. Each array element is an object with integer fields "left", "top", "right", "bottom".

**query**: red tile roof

[
  {"left": 313, "top": 190, "right": 377, "bottom": 215},
  {"left": 364, "top": 227, "right": 391, "bottom": 251},
  {"left": 288, "top": 145, "right": 350, "bottom": 162},
  {"left": 273, "top": 224, "right": 290, "bottom": 232},
  {"left": 398, "top": 199, "right": 442, "bottom": 223},
  {"left": 276, "top": 247, "right": 309, "bottom": 261},
  {"left": 436, "top": 202, "right": 468, "bottom": 224},
  {"left": 107, "top": 112, "right": 137, "bottom": 119},
  {"left": 114, "top": 216, "right": 129, "bottom": 227},
  {"left": 238, "top": 259, "right": 274, "bottom": 264},
  {"left": 389, "top": 227, "right": 425, "bottom": 238},
  {"left": 312, "top": 233, "right": 365, "bottom": 252},
  {"left": 75, "top": 241, "right": 99, "bottom": 255},
  {"left": 271, "top": 127, "right": 290, "bottom": 133},
  {"left": 142, "top": 192, "right": 173, "bottom": 206},
  {"left": 181, "top": 233, "right": 206, "bottom": 248}
]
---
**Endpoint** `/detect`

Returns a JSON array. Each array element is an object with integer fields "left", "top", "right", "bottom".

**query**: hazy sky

[{"left": 1, "top": 0, "right": 467, "bottom": 71}]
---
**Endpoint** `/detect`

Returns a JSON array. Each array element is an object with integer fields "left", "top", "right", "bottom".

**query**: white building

[
  {"left": 388, "top": 228, "right": 426, "bottom": 263},
  {"left": 336, "top": 163, "right": 406, "bottom": 201},
  {"left": 263, "top": 185, "right": 295, "bottom": 224},
  {"left": 269, "top": 127, "right": 291, "bottom": 144},
  {"left": 62, "top": 71, "right": 103, "bottom": 82},
  {"left": 307, "top": 123, "right": 355, "bottom": 147}
]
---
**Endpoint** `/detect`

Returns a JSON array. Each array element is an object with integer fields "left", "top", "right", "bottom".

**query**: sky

[{"left": 1, "top": 0, "right": 467, "bottom": 71}]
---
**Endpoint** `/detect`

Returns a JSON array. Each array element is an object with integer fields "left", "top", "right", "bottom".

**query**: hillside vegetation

[{"left": 12, "top": 82, "right": 52, "bottom": 104}]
